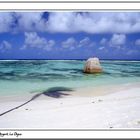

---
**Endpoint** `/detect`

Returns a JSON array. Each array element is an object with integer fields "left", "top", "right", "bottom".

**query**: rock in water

[{"left": 84, "top": 57, "right": 102, "bottom": 73}]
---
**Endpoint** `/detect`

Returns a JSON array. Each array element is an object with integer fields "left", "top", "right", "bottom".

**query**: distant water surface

[{"left": 0, "top": 60, "right": 140, "bottom": 96}]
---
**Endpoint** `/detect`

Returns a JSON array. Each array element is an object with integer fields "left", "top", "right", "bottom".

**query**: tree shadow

[
  {"left": 0, "top": 93, "right": 41, "bottom": 117},
  {"left": 42, "top": 87, "right": 73, "bottom": 98},
  {"left": 0, "top": 87, "right": 73, "bottom": 117}
]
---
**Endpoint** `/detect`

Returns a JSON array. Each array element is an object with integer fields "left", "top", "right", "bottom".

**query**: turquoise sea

[{"left": 0, "top": 60, "right": 140, "bottom": 97}]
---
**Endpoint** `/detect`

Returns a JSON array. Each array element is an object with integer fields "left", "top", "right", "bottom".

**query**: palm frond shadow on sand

[{"left": 0, "top": 87, "right": 73, "bottom": 117}]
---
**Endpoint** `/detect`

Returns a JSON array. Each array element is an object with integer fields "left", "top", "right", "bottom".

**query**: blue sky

[{"left": 0, "top": 12, "right": 140, "bottom": 60}]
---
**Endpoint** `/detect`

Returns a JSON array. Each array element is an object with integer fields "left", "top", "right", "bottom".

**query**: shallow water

[{"left": 0, "top": 60, "right": 140, "bottom": 96}]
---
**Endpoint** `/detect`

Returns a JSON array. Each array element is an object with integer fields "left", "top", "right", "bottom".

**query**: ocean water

[{"left": 0, "top": 60, "right": 140, "bottom": 97}]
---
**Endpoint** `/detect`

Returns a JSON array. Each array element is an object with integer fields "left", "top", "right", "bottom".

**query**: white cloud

[
  {"left": 98, "top": 46, "right": 108, "bottom": 53},
  {"left": 0, "top": 12, "right": 46, "bottom": 33},
  {"left": 99, "top": 46, "right": 105, "bottom": 50},
  {"left": 0, "top": 13, "right": 14, "bottom": 33},
  {"left": 44, "top": 40, "right": 55, "bottom": 51},
  {"left": 14, "top": 12, "right": 46, "bottom": 32},
  {"left": 62, "top": 37, "right": 95, "bottom": 50},
  {"left": 100, "top": 38, "right": 108, "bottom": 45},
  {"left": 47, "top": 12, "right": 75, "bottom": 33},
  {"left": 126, "top": 50, "right": 139, "bottom": 55},
  {"left": 1, "top": 12, "right": 140, "bottom": 33},
  {"left": 21, "top": 32, "right": 55, "bottom": 51},
  {"left": 99, "top": 34, "right": 126, "bottom": 49},
  {"left": 46, "top": 12, "right": 140, "bottom": 34},
  {"left": 109, "top": 34, "right": 126, "bottom": 47},
  {"left": 0, "top": 40, "right": 12, "bottom": 52},
  {"left": 78, "top": 37, "right": 95, "bottom": 47},
  {"left": 62, "top": 37, "right": 77, "bottom": 50},
  {"left": 135, "top": 39, "right": 140, "bottom": 46}
]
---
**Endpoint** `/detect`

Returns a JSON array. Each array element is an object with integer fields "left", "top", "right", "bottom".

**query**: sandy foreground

[{"left": 0, "top": 84, "right": 140, "bottom": 128}]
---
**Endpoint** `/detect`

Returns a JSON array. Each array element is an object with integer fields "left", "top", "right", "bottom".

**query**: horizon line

[{"left": 0, "top": 59, "right": 140, "bottom": 61}]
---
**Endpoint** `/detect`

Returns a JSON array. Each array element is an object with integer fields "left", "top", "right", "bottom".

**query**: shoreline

[
  {"left": 0, "top": 82, "right": 140, "bottom": 103},
  {"left": 0, "top": 83, "right": 140, "bottom": 128}
]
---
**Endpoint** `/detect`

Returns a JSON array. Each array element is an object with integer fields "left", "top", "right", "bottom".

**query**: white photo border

[{"left": 0, "top": 0, "right": 140, "bottom": 139}]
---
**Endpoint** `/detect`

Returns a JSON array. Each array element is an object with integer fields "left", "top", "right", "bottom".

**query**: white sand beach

[{"left": 0, "top": 84, "right": 140, "bottom": 129}]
